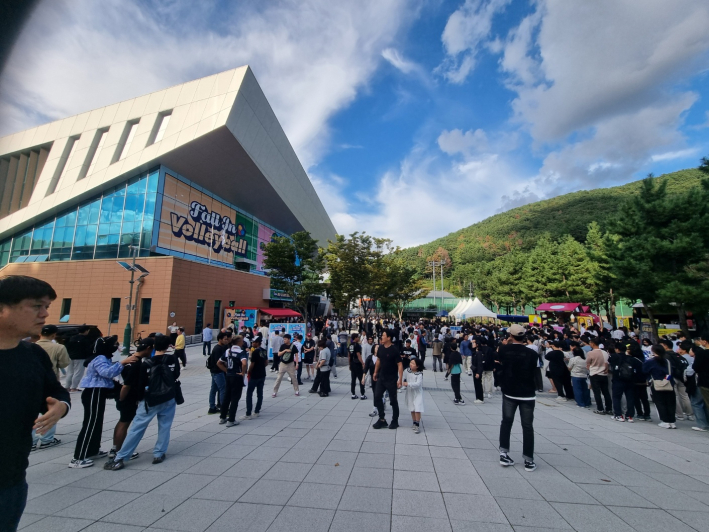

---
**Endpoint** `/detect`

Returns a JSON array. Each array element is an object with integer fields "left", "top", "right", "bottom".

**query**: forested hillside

[{"left": 401, "top": 167, "right": 707, "bottom": 300}]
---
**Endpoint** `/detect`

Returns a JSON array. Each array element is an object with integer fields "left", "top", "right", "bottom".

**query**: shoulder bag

[{"left": 652, "top": 360, "right": 673, "bottom": 392}]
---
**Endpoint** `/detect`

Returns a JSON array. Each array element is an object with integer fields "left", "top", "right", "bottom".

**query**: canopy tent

[
  {"left": 454, "top": 298, "right": 473, "bottom": 317},
  {"left": 467, "top": 298, "right": 497, "bottom": 318},
  {"left": 449, "top": 299, "right": 466, "bottom": 316},
  {"left": 259, "top": 308, "right": 302, "bottom": 318}
]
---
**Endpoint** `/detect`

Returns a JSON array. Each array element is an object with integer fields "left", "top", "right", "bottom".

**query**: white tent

[
  {"left": 449, "top": 299, "right": 466, "bottom": 316},
  {"left": 465, "top": 297, "right": 497, "bottom": 318},
  {"left": 455, "top": 298, "right": 473, "bottom": 317}
]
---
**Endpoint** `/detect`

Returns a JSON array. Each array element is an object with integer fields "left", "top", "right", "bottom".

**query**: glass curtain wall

[{"left": 0, "top": 168, "right": 158, "bottom": 267}]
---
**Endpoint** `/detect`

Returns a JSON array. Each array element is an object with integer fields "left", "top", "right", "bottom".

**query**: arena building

[{"left": 0, "top": 66, "right": 336, "bottom": 337}]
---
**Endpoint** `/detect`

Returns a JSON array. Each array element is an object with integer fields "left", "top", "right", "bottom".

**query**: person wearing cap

[
  {"left": 496, "top": 324, "right": 538, "bottom": 472},
  {"left": 71, "top": 336, "right": 137, "bottom": 468},
  {"left": 31, "top": 325, "right": 71, "bottom": 451},
  {"left": 108, "top": 338, "right": 154, "bottom": 462}
]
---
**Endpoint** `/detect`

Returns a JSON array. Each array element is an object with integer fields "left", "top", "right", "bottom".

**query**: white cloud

[
  {"left": 438, "top": 0, "right": 511, "bottom": 83},
  {"left": 438, "top": 128, "right": 488, "bottom": 155},
  {"left": 498, "top": 0, "right": 709, "bottom": 194},
  {"left": 0, "top": 0, "right": 413, "bottom": 169},
  {"left": 381, "top": 48, "right": 417, "bottom": 75},
  {"left": 651, "top": 148, "right": 699, "bottom": 162}
]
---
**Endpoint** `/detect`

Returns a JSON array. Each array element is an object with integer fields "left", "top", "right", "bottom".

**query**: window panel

[
  {"left": 127, "top": 176, "right": 147, "bottom": 195},
  {"left": 140, "top": 298, "right": 152, "bottom": 324},
  {"left": 74, "top": 226, "right": 87, "bottom": 247},
  {"left": 147, "top": 171, "right": 158, "bottom": 193},
  {"left": 100, "top": 197, "right": 113, "bottom": 223},
  {"left": 89, "top": 200, "right": 101, "bottom": 224}
]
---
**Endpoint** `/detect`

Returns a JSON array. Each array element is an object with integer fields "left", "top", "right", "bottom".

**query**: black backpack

[
  {"left": 144, "top": 356, "right": 176, "bottom": 408},
  {"left": 618, "top": 359, "right": 635, "bottom": 381},
  {"left": 668, "top": 352, "right": 689, "bottom": 383},
  {"left": 206, "top": 350, "right": 219, "bottom": 371}
]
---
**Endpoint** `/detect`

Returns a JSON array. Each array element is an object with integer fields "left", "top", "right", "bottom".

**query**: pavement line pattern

[{"left": 20, "top": 344, "right": 709, "bottom": 532}]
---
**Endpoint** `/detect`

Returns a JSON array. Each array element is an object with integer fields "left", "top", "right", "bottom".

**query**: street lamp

[{"left": 116, "top": 245, "right": 149, "bottom": 356}]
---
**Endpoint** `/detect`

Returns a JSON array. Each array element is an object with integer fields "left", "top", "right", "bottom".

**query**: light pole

[{"left": 117, "top": 245, "right": 149, "bottom": 356}]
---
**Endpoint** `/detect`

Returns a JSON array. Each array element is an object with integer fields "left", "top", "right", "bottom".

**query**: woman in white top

[
  {"left": 403, "top": 358, "right": 424, "bottom": 433},
  {"left": 567, "top": 347, "right": 592, "bottom": 408}
]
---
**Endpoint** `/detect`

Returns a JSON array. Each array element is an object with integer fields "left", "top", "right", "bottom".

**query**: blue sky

[{"left": 1, "top": 0, "right": 708, "bottom": 247}]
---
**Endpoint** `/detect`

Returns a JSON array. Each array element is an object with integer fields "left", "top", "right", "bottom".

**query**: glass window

[
  {"left": 0, "top": 240, "right": 11, "bottom": 267},
  {"left": 99, "top": 197, "right": 113, "bottom": 224},
  {"left": 147, "top": 171, "right": 159, "bottom": 193},
  {"left": 127, "top": 176, "right": 147, "bottom": 195},
  {"left": 213, "top": 300, "right": 221, "bottom": 329},
  {"left": 195, "top": 299, "right": 205, "bottom": 334},
  {"left": 140, "top": 298, "right": 152, "bottom": 324},
  {"left": 86, "top": 130, "right": 107, "bottom": 177},
  {"left": 60, "top": 299, "right": 71, "bottom": 322},
  {"left": 109, "top": 298, "right": 120, "bottom": 323},
  {"left": 228, "top": 301, "right": 235, "bottom": 308},
  {"left": 118, "top": 122, "right": 138, "bottom": 161}
]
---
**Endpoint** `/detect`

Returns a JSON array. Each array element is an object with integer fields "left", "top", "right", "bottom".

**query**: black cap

[
  {"left": 136, "top": 337, "right": 155, "bottom": 352},
  {"left": 41, "top": 324, "right": 58, "bottom": 336}
]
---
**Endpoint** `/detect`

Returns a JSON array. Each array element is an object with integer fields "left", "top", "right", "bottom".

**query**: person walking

[
  {"left": 586, "top": 338, "right": 612, "bottom": 415},
  {"left": 497, "top": 324, "right": 537, "bottom": 472},
  {"left": 566, "top": 347, "right": 591, "bottom": 408},
  {"left": 105, "top": 335, "right": 180, "bottom": 469},
  {"left": 32, "top": 325, "right": 71, "bottom": 450},
  {"left": 349, "top": 333, "right": 366, "bottom": 400},
  {"left": 310, "top": 339, "right": 332, "bottom": 397},
  {"left": 64, "top": 325, "right": 92, "bottom": 392},
  {"left": 241, "top": 337, "right": 268, "bottom": 420},
  {"left": 273, "top": 334, "right": 299, "bottom": 397},
  {"left": 202, "top": 324, "right": 213, "bottom": 357},
  {"left": 404, "top": 358, "right": 424, "bottom": 433},
  {"left": 207, "top": 332, "right": 230, "bottom": 414},
  {"left": 643, "top": 344, "right": 677, "bottom": 428},
  {"left": 431, "top": 335, "right": 443, "bottom": 372},
  {"left": 217, "top": 335, "right": 248, "bottom": 427},
  {"left": 448, "top": 342, "right": 465, "bottom": 405},
  {"left": 372, "top": 330, "right": 403, "bottom": 429},
  {"left": 174, "top": 327, "right": 186, "bottom": 368},
  {"left": 0, "top": 276, "right": 71, "bottom": 532},
  {"left": 71, "top": 336, "right": 137, "bottom": 468}
]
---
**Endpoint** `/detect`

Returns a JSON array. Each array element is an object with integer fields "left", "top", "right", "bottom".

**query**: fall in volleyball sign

[{"left": 169, "top": 200, "right": 248, "bottom": 256}]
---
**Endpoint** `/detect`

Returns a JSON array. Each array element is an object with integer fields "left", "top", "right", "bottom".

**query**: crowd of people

[{"left": 3, "top": 273, "right": 709, "bottom": 532}]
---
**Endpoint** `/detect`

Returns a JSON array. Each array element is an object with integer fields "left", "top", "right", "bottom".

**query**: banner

[
  {"left": 223, "top": 307, "right": 257, "bottom": 330},
  {"left": 267, "top": 322, "right": 306, "bottom": 360},
  {"left": 529, "top": 315, "right": 542, "bottom": 325}
]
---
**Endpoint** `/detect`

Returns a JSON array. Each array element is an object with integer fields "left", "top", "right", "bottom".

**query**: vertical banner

[{"left": 267, "top": 322, "right": 306, "bottom": 359}]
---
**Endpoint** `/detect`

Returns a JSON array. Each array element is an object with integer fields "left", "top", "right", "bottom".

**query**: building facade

[{"left": 0, "top": 66, "right": 336, "bottom": 336}]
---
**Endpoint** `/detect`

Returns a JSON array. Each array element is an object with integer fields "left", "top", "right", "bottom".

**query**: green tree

[
  {"left": 585, "top": 221, "right": 616, "bottom": 318},
  {"left": 263, "top": 231, "right": 325, "bottom": 328},
  {"left": 607, "top": 177, "right": 709, "bottom": 339},
  {"left": 700, "top": 156, "right": 709, "bottom": 174},
  {"left": 556, "top": 235, "right": 597, "bottom": 303},
  {"left": 324, "top": 232, "right": 392, "bottom": 320},
  {"left": 521, "top": 234, "right": 563, "bottom": 304},
  {"left": 380, "top": 252, "right": 425, "bottom": 321}
]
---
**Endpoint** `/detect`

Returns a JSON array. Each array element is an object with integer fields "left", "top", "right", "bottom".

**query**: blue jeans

[
  {"left": 571, "top": 377, "right": 591, "bottom": 407},
  {"left": 246, "top": 377, "right": 265, "bottom": 416},
  {"left": 690, "top": 387, "right": 709, "bottom": 430},
  {"left": 116, "top": 399, "right": 176, "bottom": 460},
  {"left": 0, "top": 480, "right": 27, "bottom": 532},
  {"left": 32, "top": 422, "right": 57, "bottom": 445},
  {"left": 209, "top": 372, "right": 226, "bottom": 409}
]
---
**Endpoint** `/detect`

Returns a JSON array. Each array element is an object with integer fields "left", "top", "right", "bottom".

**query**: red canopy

[
  {"left": 535, "top": 303, "right": 581, "bottom": 312},
  {"left": 259, "top": 308, "right": 302, "bottom": 318}
]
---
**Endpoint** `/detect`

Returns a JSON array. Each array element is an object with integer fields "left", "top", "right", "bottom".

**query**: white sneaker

[
  {"left": 687, "top": 415, "right": 695, "bottom": 421},
  {"left": 239, "top": 415, "right": 252, "bottom": 420},
  {"left": 555, "top": 396, "right": 568, "bottom": 403},
  {"left": 669, "top": 423, "right": 677, "bottom": 429},
  {"left": 68, "top": 459, "right": 94, "bottom": 468},
  {"left": 487, "top": 393, "right": 492, "bottom": 399},
  {"left": 676, "top": 415, "right": 685, "bottom": 421},
  {"left": 474, "top": 399, "right": 484, "bottom": 404},
  {"left": 658, "top": 422, "right": 671, "bottom": 429},
  {"left": 692, "top": 426, "right": 708, "bottom": 432}
]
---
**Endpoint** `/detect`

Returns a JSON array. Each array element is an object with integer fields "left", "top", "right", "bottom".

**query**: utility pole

[{"left": 123, "top": 245, "right": 138, "bottom": 356}]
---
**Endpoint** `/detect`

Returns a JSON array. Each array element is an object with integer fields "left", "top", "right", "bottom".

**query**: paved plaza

[{"left": 19, "top": 344, "right": 709, "bottom": 532}]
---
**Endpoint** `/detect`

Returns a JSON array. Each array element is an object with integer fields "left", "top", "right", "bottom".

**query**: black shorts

[
  {"left": 304, "top": 353, "right": 315, "bottom": 364},
  {"left": 117, "top": 400, "right": 138, "bottom": 423}
]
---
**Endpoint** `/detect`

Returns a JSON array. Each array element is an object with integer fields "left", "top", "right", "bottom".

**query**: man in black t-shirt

[
  {"left": 349, "top": 333, "right": 366, "bottom": 399},
  {"left": 110, "top": 338, "right": 154, "bottom": 461},
  {"left": 242, "top": 338, "right": 268, "bottom": 420},
  {"left": 372, "top": 330, "right": 403, "bottom": 429},
  {"left": 208, "top": 333, "right": 230, "bottom": 414},
  {"left": 401, "top": 339, "right": 417, "bottom": 361},
  {"left": 0, "top": 276, "right": 70, "bottom": 532},
  {"left": 302, "top": 333, "right": 317, "bottom": 381},
  {"left": 273, "top": 334, "right": 299, "bottom": 396},
  {"left": 217, "top": 336, "right": 248, "bottom": 426}
]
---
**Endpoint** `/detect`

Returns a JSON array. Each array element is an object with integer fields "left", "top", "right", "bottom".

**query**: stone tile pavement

[{"left": 19, "top": 344, "right": 709, "bottom": 531}]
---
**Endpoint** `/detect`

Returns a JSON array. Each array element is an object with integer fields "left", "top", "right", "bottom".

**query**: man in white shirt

[
  {"left": 259, "top": 322, "right": 269, "bottom": 348},
  {"left": 269, "top": 330, "right": 284, "bottom": 372},
  {"left": 202, "top": 324, "right": 213, "bottom": 356}
]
